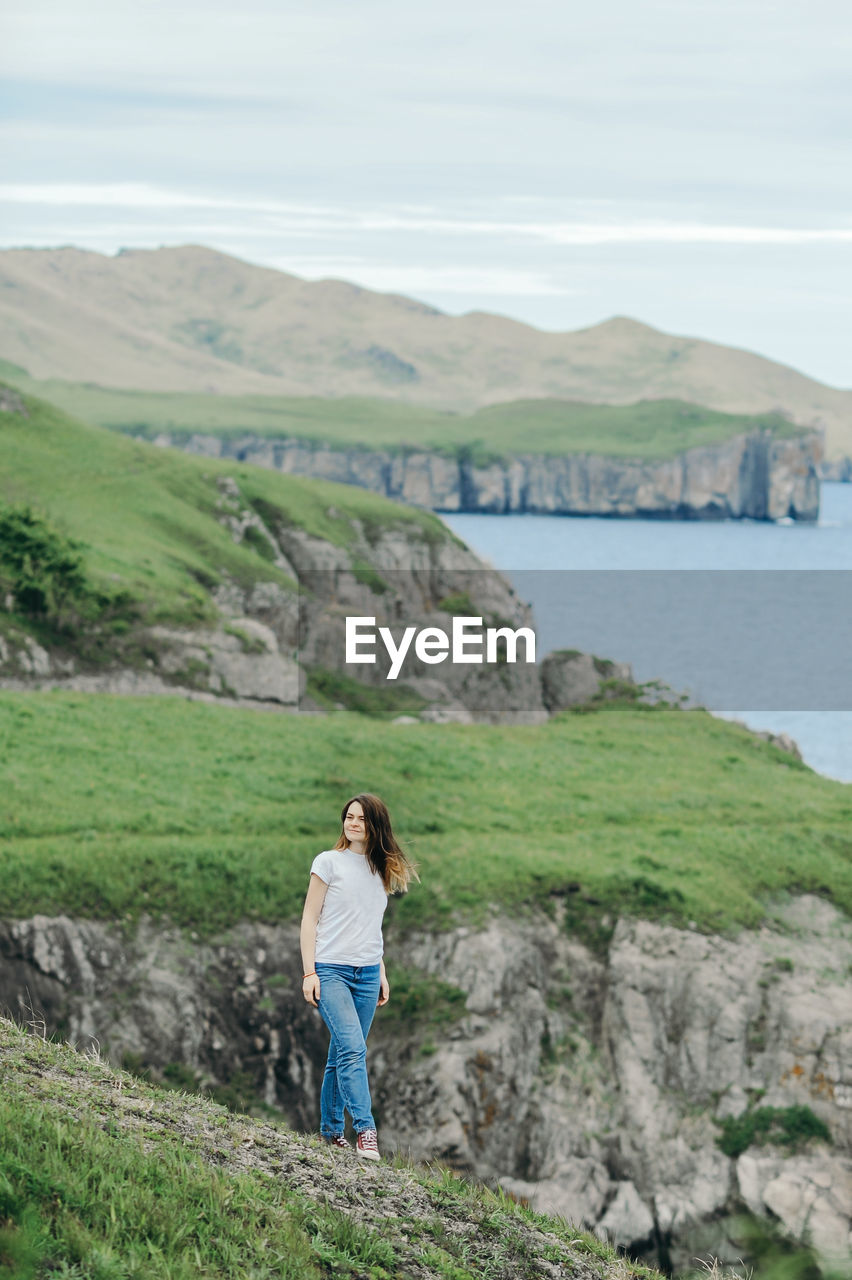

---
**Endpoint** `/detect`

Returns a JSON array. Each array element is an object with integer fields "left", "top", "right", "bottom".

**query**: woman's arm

[
  {"left": 378, "top": 957, "right": 389, "bottom": 1007},
  {"left": 300, "top": 874, "right": 328, "bottom": 1007}
]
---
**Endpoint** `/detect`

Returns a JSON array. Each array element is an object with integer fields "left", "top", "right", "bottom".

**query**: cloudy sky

[{"left": 2, "top": 0, "right": 850, "bottom": 386}]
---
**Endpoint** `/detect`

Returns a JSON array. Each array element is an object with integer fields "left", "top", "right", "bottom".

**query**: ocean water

[{"left": 443, "top": 484, "right": 852, "bottom": 783}]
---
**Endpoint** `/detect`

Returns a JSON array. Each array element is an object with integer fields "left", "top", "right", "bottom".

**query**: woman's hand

[
  {"left": 302, "top": 974, "right": 320, "bottom": 1007},
  {"left": 377, "top": 971, "right": 390, "bottom": 1007}
]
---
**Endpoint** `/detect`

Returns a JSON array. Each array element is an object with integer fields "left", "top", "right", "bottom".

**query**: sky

[{"left": 1, "top": 0, "right": 851, "bottom": 388}]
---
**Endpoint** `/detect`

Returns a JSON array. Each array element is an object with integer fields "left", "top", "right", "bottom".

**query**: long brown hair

[{"left": 335, "top": 793, "right": 418, "bottom": 894}]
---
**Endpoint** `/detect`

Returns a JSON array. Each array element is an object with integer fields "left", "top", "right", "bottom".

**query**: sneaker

[
  {"left": 355, "top": 1129, "right": 380, "bottom": 1161},
  {"left": 327, "top": 1134, "right": 351, "bottom": 1150}
]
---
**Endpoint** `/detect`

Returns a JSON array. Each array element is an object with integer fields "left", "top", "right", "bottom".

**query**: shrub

[
  {"left": 0, "top": 504, "right": 87, "bottom": 625},
  {"left": 717, "top": 1104, "right": 832, "bottom": 1157},
  {"left": 380, "top": 964, "right": 466, "bottom": 1029},
  {"left": 438, "top": 591, "right": 476, "bottom": 615}
]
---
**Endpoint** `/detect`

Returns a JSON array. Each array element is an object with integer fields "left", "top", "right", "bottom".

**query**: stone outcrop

[
  {"left": 2, "top": 895, "right": 848, "bottom": 1274},
  {"left": 540, "top": 651, "right": 634, "bottom": 713},
  {"left": 148, "top": 619, "right": 301, "bottom": 704},
  {"left": 155, "top": 428, "right": 823, "bottom": 521}
]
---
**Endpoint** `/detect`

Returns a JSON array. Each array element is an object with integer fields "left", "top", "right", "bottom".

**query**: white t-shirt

[{"left": 310, "top": 848, "right": 388, "bottom": 965}]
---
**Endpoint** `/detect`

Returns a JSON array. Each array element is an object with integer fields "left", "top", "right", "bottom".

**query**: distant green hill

[{"left": 0, "top": 361, "right": 807, "bottom": 461}]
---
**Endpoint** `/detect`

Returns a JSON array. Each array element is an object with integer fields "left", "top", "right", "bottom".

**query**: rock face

[
  {"left": 149, "top": 620, "right": 302, "bottom": 703},
  {"left": 1, "top": 895, "right": 848, "bottom": 1274},
  {"left": 155, "top": 428, "right": 823, "bottom": 522},
  {"left": 540, "top": 651, "right": 634, "bottom": 713}
]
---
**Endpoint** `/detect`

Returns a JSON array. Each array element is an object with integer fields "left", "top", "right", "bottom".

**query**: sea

[{"left": 442, "top": 483, "right": 852, "bottom": 784}]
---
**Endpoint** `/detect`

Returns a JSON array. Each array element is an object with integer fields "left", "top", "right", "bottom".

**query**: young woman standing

[{"left": 300, "top": 793, "right": 417, "bottom": 1160}]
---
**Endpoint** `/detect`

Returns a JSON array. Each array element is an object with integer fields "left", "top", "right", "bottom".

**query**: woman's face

[{"left": 344, "top": 801, "right": 367, "bottom": 845}]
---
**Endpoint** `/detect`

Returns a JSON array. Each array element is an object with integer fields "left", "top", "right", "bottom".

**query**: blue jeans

[{"left": 315, "top": 962, "right": 381, "bottom": 1137}]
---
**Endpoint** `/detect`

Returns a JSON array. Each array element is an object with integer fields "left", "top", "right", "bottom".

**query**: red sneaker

[
  {"left": 327, "top": 1134, "right": 351, "bottom": 1151},
  {"left": 355, "top": 1129, "right": 380, "bottom": 1161}
]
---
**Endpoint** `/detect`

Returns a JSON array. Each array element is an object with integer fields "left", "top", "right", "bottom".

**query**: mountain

[{"left": 2, "top": 244, "right": 850, "bottom": 461}]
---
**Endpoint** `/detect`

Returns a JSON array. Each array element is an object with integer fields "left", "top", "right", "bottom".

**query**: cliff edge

[{"left": 159, "top": 428, "right": 822, "bottom": 522}]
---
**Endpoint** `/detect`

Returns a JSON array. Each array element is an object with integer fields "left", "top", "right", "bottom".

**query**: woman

[{"left": 300, "top": 793, "right": 417, "bottom": 1160}]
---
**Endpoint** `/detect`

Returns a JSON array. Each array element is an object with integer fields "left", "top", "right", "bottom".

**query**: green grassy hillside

[
  {"left": 0, "top": 383, "right": 450, "bottom": 633},
  {"left": 1, "top": 1017, "right": 651, "bottom": 1280},
  {"left": 1, "top": 691, "right": 848, "bottom": 939},
  {"left": 0, "top": 362, "right": 806, "bottom": 461},
  {"left": 1, "top": 381, "right": 849, "bottom": 942}
]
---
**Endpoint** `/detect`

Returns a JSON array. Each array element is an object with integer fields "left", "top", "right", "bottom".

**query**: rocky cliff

[
  {"left": 1, "top": 461, "right": 639, "bottom": 722},
  {"left": 154, "top": 428, "right": 823, "bottom": 522},
  {"left": 0, "top": 469, "right": 552, "bottom": 723},
  {"left": 2, "top": 895, "right": 848, "bottom": 1275}
]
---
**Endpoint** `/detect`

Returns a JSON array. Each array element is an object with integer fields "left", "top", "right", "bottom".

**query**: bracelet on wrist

[{"left": 302, "top": 971, "right": 316, "bottom": 979}]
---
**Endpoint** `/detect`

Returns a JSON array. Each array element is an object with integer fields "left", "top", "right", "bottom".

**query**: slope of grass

[
  {"left": 1, "top": 1016, "right": 652, "bottom": 1280},
  {"left": 0, "top": 385, "right": 454, "bottom": 630},
  {"left": 0, "top": 363, "right": 807, "bottom": 461},
  {"left": 0, "top": 692, "right": 848, "bottom": 939}
]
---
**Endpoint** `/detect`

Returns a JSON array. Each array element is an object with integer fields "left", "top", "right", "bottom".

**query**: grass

[
  {"left": 0, "top": 1097, "right": 324, "bottom": 1280},
  {"left": 0, "top": 363, "right": 807, "bottom": 461},
  {"left": 305, "top": 667, "right": 429, "bottom": 719},
  {"left": 0, "top": 385, "right": 452, "bottom": 632},
  {"left": 380, "top": 964, "right": 467, "bottom": 1031},
  {"left": 0, "top": 692, "right": 849, "bottom": 940},
  {"left": 0, "top": 1016, "right": 655, "bottom": 1280}
]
